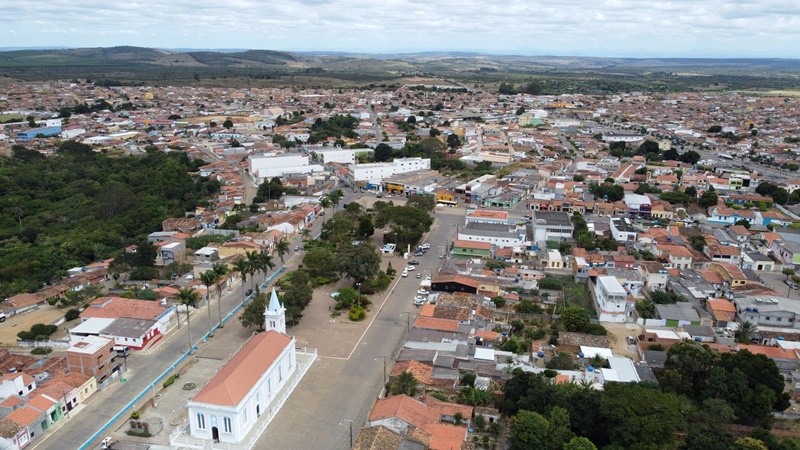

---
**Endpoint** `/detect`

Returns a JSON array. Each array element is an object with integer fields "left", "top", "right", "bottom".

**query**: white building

[
  {"left": 457, "top": 222, "right": 527, "bottom": 249},
  {"left": 602, "top": 132, "right": 644, "bottom": 143},
  {"left": 187, "top": 289, "right": 303, "bottom": 445},
  {"left": 609, "top": 218, "right": 637, "bottom": 243},
  {"left": 60, "top": 128, "right": 86, "bottom": 139},
  {"left": 593, "top": 276, "right": 633, "bottom": 323},
  {"left": 348, "top": 157, "right": 431, "bottom": 184},
  {"left": 313, "top": 148, "right": 372, "bottom": 165},
  {"left": 530, "top": 211, "right": 573, "bottom": 244},
  {"left": 248, "top": 153, "right": 324, "bottom": 183}
]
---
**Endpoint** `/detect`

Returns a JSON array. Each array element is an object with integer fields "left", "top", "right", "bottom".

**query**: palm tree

[
  {"left": 275, "top": 241, "right": 290, "bottom": 265},
  {"left": 301, "top": 228, "right": 312, "bottom": 239},
  {"left": 327, "top": 189, "right": 344, "bottom": 215},
  {"left": 246, "top": 250, "right": 262, "bottom": 292},
  {"left": 232, "top": 259, "right": 251, "bottom": 307},
  {"left": 259, "top": 252, "right": 276, "bottom": 280},
  {"left": 199, "top": 270, "right": 219, "bottom": 337},
  {"left": 783, "top": 268, "right": 796, "bottom": 280},
  {"left": 735, "top": 320, "right": 758, "bottom": 343},
  {"left": 176, "top": 288, "right": 201, "bottom": 354},
  {"left": 320, "top": 198, "right": 331, "bottom": 224},
  {"left": 211, "top": 262, "right": 229, "bottom": 329},
  {"left": 391, "top": 371, "right": 418, "bottom": 397}
]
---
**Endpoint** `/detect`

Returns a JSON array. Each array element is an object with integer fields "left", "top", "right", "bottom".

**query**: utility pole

[{"left": 345, "top": 419, "right": 354, "bottom": 448}]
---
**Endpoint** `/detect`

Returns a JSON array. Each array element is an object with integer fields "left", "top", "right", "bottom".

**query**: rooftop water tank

[
  {"left": 587, "top": 366, "right": 595, "bottom": 372},
  {"left": 537, "top": 351, "right": 545, "bottom": 358}
]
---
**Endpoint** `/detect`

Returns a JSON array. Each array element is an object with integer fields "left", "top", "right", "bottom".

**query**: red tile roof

[
  {"left": 192, "top": 331, "right": 292, "bottom": 406},
  {"left": 414, "top": 317, "right": 460, "bottom": 332},
  {"left": 81, "top": 297, "right": 169, "bottom": 321}
]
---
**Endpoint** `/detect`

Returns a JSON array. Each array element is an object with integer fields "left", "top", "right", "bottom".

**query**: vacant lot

[
  {"left": 0, "top": 307, "right": 67, "bottom": 347},
  {"left": 0, "top": 113, "right": 24, "bottom": 122}
]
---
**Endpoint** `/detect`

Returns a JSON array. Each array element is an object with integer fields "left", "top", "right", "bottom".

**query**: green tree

[
  {"left": 239, "top": 291, "right": 267, "bottom": 330},
  {"left": 735, "top": 219, "right": 752, "bottom": 229},
  {"left": 374, "top": 143, "right": 393, "bottom": 162},
  {"left": 689, "top": 234, "right": 707, "bottom": 252},
  {"left": 303, "top": 246, "right": 337, "bottom": 278},
  {"left": 176, "top": 287, "right": 201, "bottom": 353},
  {"left": 600, "top": 382, "right": 687, "bottom": 449},
  {"left": 406, "top": 194, "right": 436, "bottom": 212},
  {"left": 561, "top": 306, "right": 590, "bottom": 332},
  {"left": 783, "top": 268, "right": 796, "bottom": 280},
  {"left": 136, "top": 289, "right": 158, "bottom": 300},
  {"left": 357, "top": 216, "right": 375, "bottom": 238},
  {"left": 337, "top": 244, "right": 381, "bottom": 284},
  {"left": 698, "top": 189, "right": 719, "bottom": 208},
  {"left": 772, "top": 188, "right": 790, "bottom": 205},
  {"left": 734, "top": 437, "right": 769, "bottom": 450},
  {"left": 685, "top": 185, "right": 698, "bottom": 199},
  {"left": 563, "top": 437, "right": 598, "bottom": 450},
  {"left": 509, "top": 410, "right": 550, "bottom": 450},
  {"left": 447, "top": 133, "right": 461, "bottom": 149},
  {"left": 222, "top": 119, "right": 233, "bottom": 129}
]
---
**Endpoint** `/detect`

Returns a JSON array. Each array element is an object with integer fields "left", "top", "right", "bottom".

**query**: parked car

[
  {"left": 417, "top": 289, "right": 429, "bottom": 295},
  {"left": 402, "top": 270, "right": 409, "bottom": 277},
  {"left": 414, "top": 298, "right": 426, "bottom": 306},
  {"left": 408, "top": 260, "right": 420, "bottom": 265},
  {"left": 416, "top": 273, "right": 422, "bottom": 279},
  {"left": 786, "top": 279, "right": 798, "bottom": 290},
  {"left": 330, "top": 291, "right": 340, "bottom": 298},
  {"left": 414, "top": 252, "right": 425, "bottom": 257},
  {"left": 425, "top": 275, "right": 432, "bottom": 280},
  {"left": 293, "top": 245, "right": 300, "bottom": 251},
  {"left": 420, "top": 243, "right": 431, "bottom": 249},
  {"left": 405, "top": 265, "right": 415, "bottom": 271},
  {"left": 245, "top": 289, "right": 253, "bottom": 296}
]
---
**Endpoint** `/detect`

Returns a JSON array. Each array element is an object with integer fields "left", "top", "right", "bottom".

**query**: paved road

[
  {"left": 257, "top": 205, "right": 463, "bottom": 449},
  {"left": 31, "top": 219, "right": 327, "bottom": 450}
]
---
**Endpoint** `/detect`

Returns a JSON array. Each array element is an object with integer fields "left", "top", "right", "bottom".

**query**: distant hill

[{"left": 0, "top": 46, "right": 798, "bottom": 90}]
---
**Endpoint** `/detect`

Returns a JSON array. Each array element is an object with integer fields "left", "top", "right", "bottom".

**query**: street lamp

[{"left": 341, "top": 420, "right": 354, "bottom": 448}]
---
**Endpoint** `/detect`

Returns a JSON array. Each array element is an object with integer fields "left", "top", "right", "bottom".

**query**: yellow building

[
  {"left": 435, "top": 189, "right": 457, "bottom": 206},
  {"left": 217, "top": 240, "right": 263, "bottom": 259}
]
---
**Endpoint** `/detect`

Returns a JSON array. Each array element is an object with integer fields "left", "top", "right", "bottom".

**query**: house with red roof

[{"left": 366, "top": 395, "right": 470, "bottom": 450}]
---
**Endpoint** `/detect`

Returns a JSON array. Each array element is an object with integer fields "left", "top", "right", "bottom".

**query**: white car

[
  {"left": 425, "top": 275, "right": 432, "bottom": 281},
  {"left": 413, "top": 298, "right": 426, "bottom": 306},
  {"left": 417, "top": 289, "right": 429, "bottom": 295},
  {"left": 414, "top": 295, "right": 427, "bottom": 302},
  {"left": 405, "top": 265, "right": 415, "bottom": 271},
  {"left": 402, "top": 270, "right": 409, "bottom": 277},
  {"left": 420, "top": 243, "right": 431, "bottom": 249}
]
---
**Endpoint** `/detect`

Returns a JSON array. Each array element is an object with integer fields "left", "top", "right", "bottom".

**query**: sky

[{"left": 1, "top": 0, "right": 799, "bottom": 58}]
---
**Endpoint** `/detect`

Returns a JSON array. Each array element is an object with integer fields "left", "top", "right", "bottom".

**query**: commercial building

[
  {"left": 530, "top": 211, "right": 573, "bottom": 244},
  {"left": 16, "top": 126, "right": 62, "bottom": 141},
  {"left": 248, "top": 153, "right": 324, "bottom": 183},
  {"left": 313, "top": 148, "right": 372, "bottom": 164},
  {"left": 610, "top": 218, "right": 637, "bottom": 243},
  {"left": 457, "top": 222, "right": 527, "bottom": 249},
  {"left": 348, "top": 158, "right": 431, "bottom": 185}
]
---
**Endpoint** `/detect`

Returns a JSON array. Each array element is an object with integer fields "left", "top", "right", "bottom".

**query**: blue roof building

[{"left": 16, "top": 126, "right": 62, "bottom": 141}]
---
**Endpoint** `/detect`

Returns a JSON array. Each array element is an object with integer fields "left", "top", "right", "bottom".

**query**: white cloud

[{"left": 0, "top": 0, "right": 798, "bottom": 57}]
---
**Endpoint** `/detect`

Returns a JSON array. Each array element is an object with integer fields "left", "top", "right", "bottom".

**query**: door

[{"left": 212, "top": 427, "right": 219, "bottom": 442}]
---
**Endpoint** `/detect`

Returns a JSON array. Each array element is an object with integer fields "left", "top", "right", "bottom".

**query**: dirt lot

[
  {"left": 0, "top": 307, "right": 67, "bottom": 347},
  {"left": 602, "top": 322, "right": 644, "bottom": 361}
]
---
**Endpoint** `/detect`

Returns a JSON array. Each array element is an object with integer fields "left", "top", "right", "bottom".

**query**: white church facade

[{"left": 186, "top": 288, "right": 302, "bottom": 445}]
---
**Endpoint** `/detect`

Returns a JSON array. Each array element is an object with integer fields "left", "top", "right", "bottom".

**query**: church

[{"left": 187, "top": 288, "right": 297, "bottom": 444}]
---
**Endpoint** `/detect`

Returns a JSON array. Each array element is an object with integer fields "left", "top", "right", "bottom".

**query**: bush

[
  {"left": 31, "top": 348, "right": 52, "bottom": 355},
  {"left": 491, "top": 296, "right": 506, "bottom": 308},
  {"left": 130, "top": 411, "right": 140, "bottom": 420},
  {"left": 548, "top": 335, "right": 558, "bottom": 346},
  {"left": 126, "top": 429, "right": 151, "bottom": 437},
  {"left": 584, "top": 323, "right": 608, "bottom": 335},
  {"left": 349, "top": 305, "right": 366, "bottom": 321},
  {"left": 163, "top": 375, "right": 176, "bottom": 388},
  {"left": 17, "top": 323, "right": 57, "bottom": 341},
  {"left": 648, "top": 343, "right": 665, "bottom": 351},
  {"left": 543, "top": 369, "right": 558, "bottom": 378},
  {"left": 65, "top": 309, "right": 81, "bottom": 321}
]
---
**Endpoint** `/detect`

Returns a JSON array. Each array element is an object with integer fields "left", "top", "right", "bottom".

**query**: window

[
  {"left": 223, "top": 417, "right": 232, "bottom": 433},
  {"left": 197, "top": 413, "right": 206, "bottom": 429},
  {"left": 243, "top": 407, "right": 248, "bottom": 424},
  {"left": 279, "top": 365, "right": 283, "bottom": 381}
]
